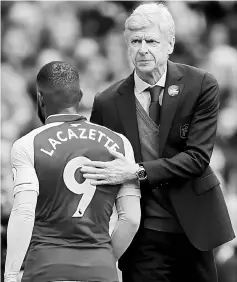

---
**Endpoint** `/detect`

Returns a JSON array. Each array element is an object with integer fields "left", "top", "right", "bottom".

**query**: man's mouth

[
  {"left": 137, "top": 60, "right": 152, "bottom": 65},
  {"left": 138, "top": 60, "right": 151, "bottom": 63}
]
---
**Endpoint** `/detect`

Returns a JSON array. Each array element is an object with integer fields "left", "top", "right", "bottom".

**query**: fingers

[
  {"left": 80, "top": 167, "right": 104, "bottom": 174},
  {"left": 107, "top": 147, "right": 125, "bottom": 159},
  {"left": 82, "top": 161, "right": 107, "bottom": 168},
  {"left": 90, "top": 180, "right": 111, "bottom": 186},
  {"left": 82, "top": 173, "right": 106, "bottom": 180}
]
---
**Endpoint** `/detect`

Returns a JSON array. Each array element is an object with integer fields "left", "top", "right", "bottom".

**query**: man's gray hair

[{"left": 124, "top": 2, "right": 175, "bottom": 42}]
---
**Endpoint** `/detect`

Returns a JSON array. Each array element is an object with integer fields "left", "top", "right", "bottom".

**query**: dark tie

[{"left": 148, "top": 85, "right": 162, "bottom": 124}]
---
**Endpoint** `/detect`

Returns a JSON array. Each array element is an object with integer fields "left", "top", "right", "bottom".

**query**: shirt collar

[
  {"left": 45, "top": 114, "right": 87, "bottom": 124},
  {"left": 134, "top": 66, "right": 167, "bottom": 94}
]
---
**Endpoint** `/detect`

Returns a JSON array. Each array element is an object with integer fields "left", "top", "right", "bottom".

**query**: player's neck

[{"left": 47, "top": 107, "right": 79, "bottom": 117}]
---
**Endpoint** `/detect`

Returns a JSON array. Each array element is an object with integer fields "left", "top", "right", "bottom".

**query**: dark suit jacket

[{"left": 90, "top": 60, "right": 235, "bottom": 251}]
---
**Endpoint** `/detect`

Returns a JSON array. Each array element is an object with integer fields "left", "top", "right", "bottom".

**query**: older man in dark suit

[{"left": 81, "top": 2, "right": 235, "bottom": 282}]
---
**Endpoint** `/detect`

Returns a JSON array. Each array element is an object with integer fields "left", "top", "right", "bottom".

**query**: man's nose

[{"left": 139, "top": 40, "right": 148, "bottom": 54}]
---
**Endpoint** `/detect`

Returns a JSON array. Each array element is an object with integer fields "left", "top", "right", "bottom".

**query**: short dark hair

[{"left": 36, "top": 61, "right": 81, "bottom": 107}]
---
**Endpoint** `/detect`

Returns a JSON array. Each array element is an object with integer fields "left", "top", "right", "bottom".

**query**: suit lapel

[
  {"left": 159, "top": 61, "right": 184, "bottom": 156},
  {"left": 116, "top": 73, "right": 142, "bottom": 162}
]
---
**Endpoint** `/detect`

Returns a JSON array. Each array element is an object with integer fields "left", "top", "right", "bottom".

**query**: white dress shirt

[{"left": 134, "top": 67, "right": 167, "bottom": 113}]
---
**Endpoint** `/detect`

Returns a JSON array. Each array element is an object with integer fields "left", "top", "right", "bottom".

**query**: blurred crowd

[{"left": 1, "top": 1, "right": 237, "bottom": 281}]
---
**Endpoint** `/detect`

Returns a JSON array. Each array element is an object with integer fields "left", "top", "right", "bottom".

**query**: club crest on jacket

[{"left": 180, "top": 124, "right": 189, "bottom": 139}]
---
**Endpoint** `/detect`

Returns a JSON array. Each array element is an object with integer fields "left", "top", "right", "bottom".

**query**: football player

[{"left": 4, "top": 61, "right": 141, "bottom": 282}]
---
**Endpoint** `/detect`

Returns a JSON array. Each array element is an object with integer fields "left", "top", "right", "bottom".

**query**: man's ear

[{"left": 168, "top": 36, "right": 175, "bottom": 55}]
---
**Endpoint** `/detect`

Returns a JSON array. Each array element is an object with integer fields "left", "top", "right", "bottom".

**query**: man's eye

[
  {"left": 131, "top": 39, "right": 141, "bottom": 44},
  {"left": 146, "top": 40, "right": 159, "bottom": 45}
]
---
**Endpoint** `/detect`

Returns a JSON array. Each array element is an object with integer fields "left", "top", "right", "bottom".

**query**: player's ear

[{"left": 37, "top": 91, "right": 44, "bottom": 107}]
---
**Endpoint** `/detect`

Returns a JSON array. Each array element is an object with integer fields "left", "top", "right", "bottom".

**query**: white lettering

[
  {"left": 104, "top": 136, "right": 113, "bottom": 148},
  {"left": 98, "top": 131, "right": 106, "bottom": 142},
  {"left": 40, "top": 148, "right": 54, "bottom": 156},
  {"left": 57, "top": 131, "right": 67, "bottom": 142},
  {"left": 41, "top": 127, "right": 119, "bottom": 156},
  {"left": 89, "top": 129, "right": 96, "bottom": 140},
  {"left": 110, "top": 143, "right": 120, "bottom": 151},
  {"left": 49, "top": 138, "right": 61, "bottom": 150},
  {"left": 78, "top": 128, "right": 87, "bottom": 139},
  {"left": 68, "top": 129, "right": 79, "bottom": 140}
]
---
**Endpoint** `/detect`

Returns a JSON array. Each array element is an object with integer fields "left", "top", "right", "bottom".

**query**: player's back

[{"left": 21, "top": 115, "right": 126, "bottom": 282}]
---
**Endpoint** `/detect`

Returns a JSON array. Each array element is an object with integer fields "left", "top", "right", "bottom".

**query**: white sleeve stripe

[
  {"left": 116, "top": 193, "right": 141, "bottom": 199},
  {"left": 116, "top": 185, "right": 141, "bottom": 199},
  {"left": 13, "top": 186, "right": 39, "bottom": 196},
  {"left": 15, "top": 183, "right": 33, "bottom": 187}
]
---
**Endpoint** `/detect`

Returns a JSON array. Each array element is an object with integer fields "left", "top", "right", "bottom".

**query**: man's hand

[{"left": 81, "top": 147, "right": 139, "bottom": 186}]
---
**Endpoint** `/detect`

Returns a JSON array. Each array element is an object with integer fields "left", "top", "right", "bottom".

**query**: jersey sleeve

[
  {"left": 11, "top": 139, "right": 39, "bottom": 196},
  {"left": 116, "top": 134, "right": 141, "bottom": 199}
]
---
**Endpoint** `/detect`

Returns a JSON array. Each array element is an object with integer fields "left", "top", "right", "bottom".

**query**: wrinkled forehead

[{"left": 127, "top": 25, "right": 167, "bottom": 41}]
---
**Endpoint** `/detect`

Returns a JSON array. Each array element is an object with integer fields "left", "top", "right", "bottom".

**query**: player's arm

[
  {"left": 4, "top": 141, "right": 39, "bottom": 282},
  {"left": 110, "top": 135, "right": 141, "bottom": 260},
  {"left": 111, "top": 186, "right": 141, "bottom": 260}
]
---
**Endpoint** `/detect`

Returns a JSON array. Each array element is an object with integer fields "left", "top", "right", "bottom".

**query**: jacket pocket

[{"left": 193, "top": 173, "right": 220, "bottom": 195}]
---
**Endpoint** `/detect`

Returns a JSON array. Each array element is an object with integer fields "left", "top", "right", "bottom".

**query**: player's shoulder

[
  {"left": 85, "top": 120, "right": 130, "bottom": 145},
  {"left": 12, "top": 122, "right": 62, "bottom": 151}
]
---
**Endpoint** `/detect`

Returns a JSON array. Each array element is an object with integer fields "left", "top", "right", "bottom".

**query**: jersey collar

[{"left": 46, "top": 114, "right": 87, "bottom": 124}]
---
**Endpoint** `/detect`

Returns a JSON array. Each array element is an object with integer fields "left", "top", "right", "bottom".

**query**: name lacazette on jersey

[{"left": 40, "top": 122, "right": 121, "bottom": 157}]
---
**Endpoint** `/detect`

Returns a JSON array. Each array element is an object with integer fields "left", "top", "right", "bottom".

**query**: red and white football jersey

[{"left": 11, "top": 114, "right": 139, "bottom": 282}]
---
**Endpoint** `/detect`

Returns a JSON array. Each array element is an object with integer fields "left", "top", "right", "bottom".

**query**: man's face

[{"left": 127, "top": 25, "right": 174, "bottom": 77}]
